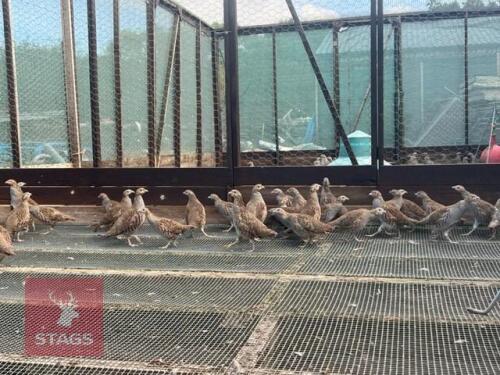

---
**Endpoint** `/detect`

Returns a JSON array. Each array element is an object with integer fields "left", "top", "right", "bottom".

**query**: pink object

[{"left": 480, "top": 127, "right": 500, "bottom": 164}]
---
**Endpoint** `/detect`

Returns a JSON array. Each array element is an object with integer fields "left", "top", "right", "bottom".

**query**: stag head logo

[{"left": 48, "top": 291, "right": 79, "bottom": 328}]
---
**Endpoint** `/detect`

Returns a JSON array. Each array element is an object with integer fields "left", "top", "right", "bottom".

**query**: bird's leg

[
  {"left": 31, "top": 220, "right": 36, "bottom": 232},
  {"left": 467, "top": 290, "right": 500, "bottom": 315},
  {"left": 225, "top": 238, "right": 240, "bottom": 249},
  {"left": 443, "top": 230, "right": 458, "bottom": 245},
  {"left": 160, "top": 240, "right": 172, "bottom": 250},
  {"left": 488, "top": 229, "right": 497, "bottom": 241},
  {"left": 223, "top": 223, "right": 234, "bottom": 233},
  {"left": 201, "top": 226, "right": 215, "bottom": 238},
  {"left": 116, "top": 235, "right": 125, "bottom": 240},
  {"left": 354, "top": 233, "right": 366, "bottom": 243},
  {"left": 250, "top": 240, "right": 255, "bottom": 252},
  {"left": 253, "top": 237, "right": 262, "bottom": 242},
  {"left": 366, "top": 225, "right": 383, "bottom": 238},
  {"left": 299, "top": 241, "right": 308, "bottom": 249},
  {"left": 40, "top": 226, "right": 54, "bottom": 235},
  {"left": 15, "top": 232, "right": 24, "bottom": 242},
  {"left": 462, "top": 219, "right": 479, "bottom": 237},
  {"left": 127, "top": 236, "right": 139, "bottom": 247},
  {"left": 131, "top": 235, "right": 143, "bottom": 244}
]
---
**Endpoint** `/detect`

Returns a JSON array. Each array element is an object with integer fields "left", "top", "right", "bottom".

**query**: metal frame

[
  {"left": 195, "top": 20, "right": 203, "bottom": 167},
  {"left": 332, "top": 23, "right": 341, "bottom": 153},
  {"left": 87, "top": 0, "right": 101, "bottom": 167},
  {"left": 1, "top": 0, "right": 21, "bottom": 168},
  {"left": 0, "top": 0, "right": 498, "bottom": 191},
  {"left": 464, "top": 11, "right": 469, "bottom": 146},
  {"left": 146, "top": 0, "right": 156, "bottom": 167},
  {"left": 271, "top": 28, "right": 280, "bottom": 166},
  {"left": 61, "top": 0, "right": 81, "bottom": 168},
  {"left": 113, "top": 0, "right": 123, "bottom": 167},
  {"left": 392, "top": 19, "right": 403, "bottom": 162}
]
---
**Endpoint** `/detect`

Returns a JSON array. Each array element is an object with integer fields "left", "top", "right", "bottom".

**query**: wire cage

[{"left": 0, "top": 0, "right": 500, "bottom": 374}]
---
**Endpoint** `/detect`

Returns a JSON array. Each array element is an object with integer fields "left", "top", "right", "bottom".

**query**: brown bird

[
  {"left": 92, "top": 190, "right": 134, "bottom": 232},
  {"left": 369, "top": 190, "right": 418, "bottom": 229},
  {"left": 407, "top": 152, "right": 419, "bottom": 165},
  {"left": 208, "top": 193, "right": 234, "bottom": 232},
  {"left": 98, "top": 193, "right": 121, "bottom": 213},
  {"left": 320, "top": 177, "right": 337, "bottom": 206},
  {"left": 270, "top": 208, "right": 333, "bottom": 247},
  {"left": 488, "top": 199, "right": 500, "bottom": 240},
  {"left": 29, "top": 205, "right": 76, "bottom": 235},
  {"left": 226, "top": 190, "right": 277, "bottom": 251},
  {"left": 286, "top": 188, "right": 307, "bottom": 210},
  {"left": 184, "top": 190, "right": 211, "bottom": 238},
  {"left": 389, "top": 189, "right": 426, "bottom": 220},
  {"left": 271, "top": 188, "right": 292, "bottom": 208},
  {"left": 145, "top": 209, "right": 194, "bottom": 249},
  {"left": 6, "top": 192, "right": 32, "bottom": 242},
  {"left": 329, "top": 208, "right": 381, "bottom": 242},
  {"left": 101, "top": 187, "right": 148, "bottom": 247},
  {"left": 284, "top": 184, "right": 322, "bottom": 220},
  {"left": 415, "top": 191, "right": 446, "bottom": 214},
  {"left": 246, "top": 184, "right": 267, "bottom": 222},
  {"left": 323, "top": 195, "right": 349, "bottom": 222},
  {"left": 5, "top": 179, "right": 37, "bottom": 209},
  {"left": 0, "top": 225, "right": 14, "bottom": 256},
  {"left": 366, "top": 207, "right": 401, "bottom": 238},
  {"left": 452, "top": 185, "right": 496, "bottom": 236},
  {"left": 418, "top": 194, "right": 479, "bottom": 244}
]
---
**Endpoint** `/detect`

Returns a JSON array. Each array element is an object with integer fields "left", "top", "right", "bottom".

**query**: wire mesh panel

[
  {"left": 382, "top": 1, "right": 500, "bottom": 165},
  {"left": 11, "top": 0, "right": 70, "bottom": 168},
  {"left": 0, "top": 2, "right": 12, "bottom": 168},
  {"left": 237, "top": 0, "right": 375, "bottom": 167}
]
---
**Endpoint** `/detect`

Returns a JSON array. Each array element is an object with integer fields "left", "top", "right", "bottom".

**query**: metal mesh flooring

[{"left": 1, "top": 224, "right": 500, "bottom": 374}]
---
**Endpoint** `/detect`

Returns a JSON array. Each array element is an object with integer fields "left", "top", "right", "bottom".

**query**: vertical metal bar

[
  {"left": 370, "top": 0, "right": 378, "bottom": 167},
  {"left": 272, "top": 28, "right": 280, "bottom": 166},
  {"left": 332, "top": 24, "right": 341, "bottom": 154},
  {"left": 87, "top": 0, "right": 101, "bottom": 167},
  {"left": 173, "top": 14, "right": 181, "bottom": 168},
  {"left": 61, "top": 0, "right": 81, "bottom": 167},
  {"left": 2, "top": 0, "right": 21, "bottom": 167},
  {"left": 211, "top": 32, "right": 223, "bottom": 167},
  {"left": 224, "top": 0, "right": 240, "bottom": 170},
  {"left": 285, "top": 0, "right": 358, "bottom": 165},
  {"left": 195, "top": 21, "right": 202, "bottom": 167},
  {"left": 155, "top": 13, "right": 179, "bottom": 166},
  {"left": 393, "top": 20, "right": 403, "bottom": 163},
  {"left": 113, "top": 0, "right": 123, "bottom": 167},
  {"left": 377, "top": 0, "right": 385, "bottom": 169},
  {"left": 146, "top": 0, "right": 156, "bottom": 167},
  {"left": 464, "top": 12, "right": 469, "bottom": 145}
]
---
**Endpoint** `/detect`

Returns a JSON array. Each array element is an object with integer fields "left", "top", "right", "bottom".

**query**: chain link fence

[{"left": 0, "top": 0, "right": 226, "bottom": 168}]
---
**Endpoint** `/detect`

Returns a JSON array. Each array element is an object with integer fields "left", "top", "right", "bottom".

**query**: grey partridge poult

[
  {"left": 6, "top": 192, "right": 32, "bottom": 242},
  {"left": 208, "top": 193, "right": 234, "bottom": 232},
  {"left": 246, "top": 184, "right": 267, "bottom": 223},
  {"left": 93, "top": 189, "right": 134, "bottom": 232},
  {"left": 145, "top": 209, "right": 194, "bottom": 249},
  {"left": 184, "top": 190, "right": 212, "bottom": 238}
]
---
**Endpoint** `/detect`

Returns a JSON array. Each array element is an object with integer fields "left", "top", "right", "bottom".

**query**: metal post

[
  {"left": 464, "top": 12, "right": 469, "bottom": 145},
  {"left": 61, "top": 0, "right": 81, "bottom": 167},
  {"left": 195, "top": 21, "right": 203, "bottom": 167},
  {"left": 332, "top": 23, "right": 341, "bottom": 154},
  {"left": 377, "top": 0, "right": 385, "bottom": 169},
  {"left": 173, "top": 16, "right": 181, "bottom": 168},
  {"left": 2, "top": 0, "right": 21, "bottom": 167},
  {"left": 224, "top": 0, "right": 240, "bottom": 170},
  {"left": 285, "top": 0, "right": 358, "bottom": 165},
  {"left": 113, "top": 0, "right": 123, "bottom": 167},
  {"left": 146, "top": 0, "right": 156, "bottom": 167},
  {"left": 370, "top": 0, "right": 378, "bottom": 167},
  {"left": 393, "top": 19, "right": 403, "bottom": 163},
  {"left": 211, "top": 33, "right": 223, "bottom": 167},
  {"left": 272, "top": 29, "right": 280, "bottom": 165},
  {"left": 87, "top": 0, "right": 101, "bottom": 167},
  {"left": 155, "top": 12, "right": 179, "bottom": 166}
]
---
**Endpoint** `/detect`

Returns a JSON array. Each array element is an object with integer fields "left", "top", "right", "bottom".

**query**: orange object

[{"left": 480, "top": 124, "right": 500, "bottom": 164}]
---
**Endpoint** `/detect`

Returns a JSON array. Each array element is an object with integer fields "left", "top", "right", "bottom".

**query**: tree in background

[{"left": 428, "top": 0, "right": 500, "bottom": 10}]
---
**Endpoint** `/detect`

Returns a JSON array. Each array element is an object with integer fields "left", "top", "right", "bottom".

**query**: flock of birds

[
  {"left": 0, "top": 178, "right": 498, "bottom": 258},
  {"left": 406, "top": 151, "right": 478, "bottom": 165}
]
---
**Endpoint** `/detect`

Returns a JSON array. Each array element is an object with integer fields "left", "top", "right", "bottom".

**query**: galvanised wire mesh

[
  {"left": 0, "top": 0, "right": 226, "bottom": 169},
  {"left": 238, "top": 0, "right": 375, "bottom": 167},
  {"left": 382, "top": 0, "right": 500, "bottom": 166}
]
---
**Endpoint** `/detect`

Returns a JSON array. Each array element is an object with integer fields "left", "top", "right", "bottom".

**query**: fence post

[
  {"left": 1, "top": 0, "right": 21, "bottom": 167},
  {"left": 113, "top": 0, "right": 123, "bottom": 167},
  {"left": 223, "top": 0, "right": 240, "bottom": 172},
  {"left": 146, "top": 0, "right": 156, "bottom": 167}
]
